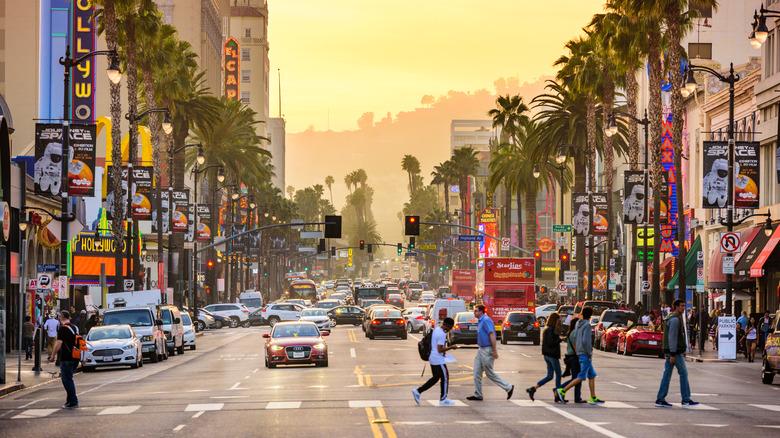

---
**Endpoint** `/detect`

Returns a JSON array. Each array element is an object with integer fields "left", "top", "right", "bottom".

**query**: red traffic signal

[
  {"left": 359, "top": 240, "right": 365, "bottom": 250},
  {"left": 561, "top": 252, "right": 569, "bottom": 262},
  {"left": 405, "top": 215, "right": 420, "bottom": 236},
  {"left": 533, "top": 250, "right": 542, "bottom": 259},
  {"left": 207, "top": 260, "right": 215, "bottom": 268}
]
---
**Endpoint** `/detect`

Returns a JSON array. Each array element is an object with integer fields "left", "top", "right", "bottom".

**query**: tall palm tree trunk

[
  {"left": 504, "top": 184, "right": 512, "bottom": 243},
  {"left": 586, "top": 97, "right": 597, "bottom": 300},
  {"left": 125, "top": 10, "right": 140, "bottom": 289},
  {"left": 626, "top": 67, "right": 640, "bottom": 306},
  {"left": 648, "top": 26, "right": 663, "bottom": 311},
  {"left": 515, "top": 186, "right": 523, "bottom": 253},
  {"left": 602, "top": 68, "right": 615, "bottom": 283},
  {"left": 524, "top": 190, "right": 536, "bottom": 253},
  {"left": 142, "top": 64, "right": 164, "bottom": 292}
]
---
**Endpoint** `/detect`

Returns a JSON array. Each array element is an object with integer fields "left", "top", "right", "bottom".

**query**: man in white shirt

[
  {"left": 44, "top": 314, "right": 60, "bottom": 356},
  {"left": 412, "top": 317, "right": 458, "bottom": 406}
]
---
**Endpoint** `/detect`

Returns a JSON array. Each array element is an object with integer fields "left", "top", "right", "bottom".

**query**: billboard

[
  {"left": 34, "top": 123, "right": 97, "bottom": 197},
  {"left": 702, "top": 141, "right": 760, "bottom": 210},
  {"left": 71, "top": 1, "right": 96, "bottom": 122}
]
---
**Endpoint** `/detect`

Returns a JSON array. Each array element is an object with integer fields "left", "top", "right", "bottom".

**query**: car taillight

[
  {"left": 415, "top": 316, "right": 424, "bottom": 320},
  {"left": 242, "top": 309, "right": 249, "bottom": 313},
  {"left": 504, "top": 322, "right": 510, "bottom": 327},
  {"left": 534, "top": 322, "right": 539, "bottom": 328},
  {"left": 371, "top": 320, "right": 380, "bottom": 325},
  {"left": 261, "top": 308, "right": 267, "bottom": 312},
  {"left": 454, "top": 324, "right": 460, "bottom": 329},
  {"left": 396, "top": 320, "right": 405, "bottom": 325}
]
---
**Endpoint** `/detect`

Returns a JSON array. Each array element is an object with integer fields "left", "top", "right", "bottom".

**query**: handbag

[{"left": 562, "top": 354, "right": 575, "bottom": 377}]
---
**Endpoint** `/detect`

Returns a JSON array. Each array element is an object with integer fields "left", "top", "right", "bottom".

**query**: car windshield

[
  {"left": 103, "top": 309, "right": 153, "bottom": 327},
  {"left": 181, "top": 313, "right": 192, "bottom": 325},
  {"left": 301, "top": 309, "right": 327, "bottom": 317},
  {"left": 507, "top": 313, "right": 534, "bottom": 323},
  {"left": 389, "top": 294, "right": 402, "bottom": 299},
  {"left": 161, "top": 309, "right": 172, "bottom": 324},
  {"left": 317, "top": 301, "right": 339, "bottom": 309},
  {"left": 272, "top": 324, "right": 320, "bottom": 338},
  {"left": 87, "top": 326, "right": 132, "bottom": 340},
  {"left": 602, "top": 311, "right": 637, "bottom": 324},
  {"left": 456, "top": 313, "right": 476, "bottom": 323},
  {"left": 363, "top": 300, "right": 383, "bottom": 306},
  {"left": 241, "top": 298, "right": 263, "bottom": 308},
  {"left": 376, "top": 310, "right": 402, "bottom": 318}
]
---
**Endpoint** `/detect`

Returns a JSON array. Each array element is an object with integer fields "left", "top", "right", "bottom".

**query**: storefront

[
  {"left": 666, "top": 236, "right": 702, "bottom": 306},
  {"left": 708, "top": 226, "right": 758, "bottom": 314}
]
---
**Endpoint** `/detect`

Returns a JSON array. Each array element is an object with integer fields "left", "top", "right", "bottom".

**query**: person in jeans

[
  {"left": 655, "top": 299, "right": 698, "bottom": 408},
  {"left": 759, "top": 311, "right": 773, "bottom": 350},
  {"left": 412, "top": 317, "right": 458, "bottom": 406},
  {"left": 558, "top": 317, "right": 585, "bottom": 403},
  {"left": 526, "top": 313, "right": 562, "bottom": 401},
  {"left": 48, "top": 310, "right": 80, "bottom": 409},
  {"left": 467, "top": 305, "right": 514, "bottom": 401},
  {"left": 22, "top": 316, "right": 35, "bottom": 360},
  {"left": 555, "top": 307, "right": 604, "bottom": 405}
]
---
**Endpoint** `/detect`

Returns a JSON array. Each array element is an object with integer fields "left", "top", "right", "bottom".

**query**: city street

[{"left": 1, "top": 322, "right": 779, "bottom": 437}]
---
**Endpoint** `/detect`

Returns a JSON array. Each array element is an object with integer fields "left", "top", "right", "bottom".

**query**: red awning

[
  {"left": 750, "top": 225, "right": 780, "bottom": 277},
  {"left": 709, "top": 226, "right": 759, "bottom": 286}
]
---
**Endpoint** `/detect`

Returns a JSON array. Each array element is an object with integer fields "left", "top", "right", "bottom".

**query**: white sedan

[
  {"left": 298, "top": 308, "right": 332, "bottom": 330},
  {"left": 181, "top": 312, "right": 196, "bottom": 350},
  {"left": 83, "top": 325, "right": 143, "bottom": 371}
]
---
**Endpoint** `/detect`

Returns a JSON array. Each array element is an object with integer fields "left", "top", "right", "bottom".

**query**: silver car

[
  {"left": 181, "top": 312, "right": 196, "bottom": 350},
  {"left": 298, "top": 308, "right": 332, "bottom": 330},
  {"left": 82, "top": 325, "right": 143, "bottom": 371},
  {"left": 402, "top": 307, "right": 427, "bottom": 333}
]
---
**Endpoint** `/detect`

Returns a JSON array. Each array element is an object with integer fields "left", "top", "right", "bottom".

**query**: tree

[
  {"left": 401, "top": 155, "right": 421, "bottom": 195},
  {"left": 286, "top": 185, "right": 295, "bottom": 200},
  {"left": 431, "top": 160, "right": 456, "bottom": 218},
  {"left": 450, "top": 147, "right": 480, "bottom": 226},
  {"left": 324, "top": 175, "right": 335, "bottom": 205}
]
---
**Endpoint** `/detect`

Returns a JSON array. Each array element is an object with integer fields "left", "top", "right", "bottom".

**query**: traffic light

[
  {"left": 534, "top": 250, "right": 542, "bottom": 277},
  {"left": 397, "top": 243, "right": 403, "bottom": 255},
  {"left": 207, "top": 260, "right": 215, "bottom": 269},
  {"left": 324, "top": 215, "right": 342, "bottom": 238},
  {"left": 560, "top": 249, "right": 570, "bottom": 271},
  {"left": 359, "top": 240, "right": 365, "bottom": 250},
  {"left": 367, "top": 244, "right": 373, "bottom": 254},
  {"left": 409, "top": 236, "right": 415, "bottom": 250},
  {"left": 318, "top": 238, "right": 326, "bottom": 254},
  {"left": 331, "top": 246, "right": 336, "bottom": 256},
  {"left": 405, "top": 215, "right": 420, "bottom": 236}
]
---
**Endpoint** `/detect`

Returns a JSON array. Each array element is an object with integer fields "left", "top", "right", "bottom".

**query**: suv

[
  {"left": 102, "top": 307, "right": 167, "bottom": 363},
  {"left": 203, "top": 303, "right": 251, "bottom": 328},
  {"left": 501, "top": 311, "right": 541, "bottom": 345},
  {"left": 762, "top": 311, "right": 779, "bottom": 384},
  {"left": 261, "top": 303, "right": 304, "bottom": 326},
  {"left": 158, "top": 305, "right": 185, "bottom": 355}
]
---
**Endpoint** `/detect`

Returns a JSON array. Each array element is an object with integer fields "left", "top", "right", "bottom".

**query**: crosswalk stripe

[
  {"left": 349, "top": 400, "right": 382, "bottom": 408},
  {"left": 511, "top": 400, "right": 550, "bottom": 407},
  {"left": 426, "top": 399, "right": 467, "bottom": 406},
  {"left": 185, "top": 403, "right": 224, "bottom": 412},
  {"left": 266, "top": 402, "right": 301, "bottom": 409},
  {"left": 13, "top": 409, "right": 58, "bottom": 419},
  {"left": 750, "top": 404, "right": 780, "bottom": 412},
  {"left": 671, "top": 403, "right": 718, "bottom": 411},
  {"left": 98, "top": 406, "right": 141, "bottom": 415},
  {"left": 592, "top": 401, "right": 637, "bottom": 409}
]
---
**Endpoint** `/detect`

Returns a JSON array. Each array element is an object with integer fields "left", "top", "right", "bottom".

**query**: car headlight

[
  {"left": 313, "top": 343, "right": 326, "bottom": 350},
  {"left": 141, "top": 335, "right": 153, "bottom": 342},
  {"left": 122, "top": 343, "right": 136, "bottom": 350},
  {"left": 270, "top": 345, "right": 285, "bottom": 351}
]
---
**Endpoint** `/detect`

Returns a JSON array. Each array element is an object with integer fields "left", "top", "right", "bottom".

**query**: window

[
  {"left": 244, "top": 28, "right": 252, "bottom": 38},
  {"left": 688, "top": 43, "right": 712, "bottom": 60},
  {"left": 242, "top": 70, "right": 251, "bottom": 83},
  {"left": 241, "top": 48, "right": 250, "bottom": 61},
  {"left": 241, "top": 91, "right": 251, "bottom": 104}
]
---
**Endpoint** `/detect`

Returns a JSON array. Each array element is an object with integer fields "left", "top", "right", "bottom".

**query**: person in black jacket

[{"left": 526, "top": 313, "right": 562, "bottom": 401}]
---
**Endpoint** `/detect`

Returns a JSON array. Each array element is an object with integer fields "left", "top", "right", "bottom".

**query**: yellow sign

[
  {"left": 636, "top": 227, "right": 654, "bottom": 247},
  {"left": 348, "top": 248, "right": 353, "bottom": 267},
  {"left": 479, "top": 208, "right": 498, "bottom": 224}
]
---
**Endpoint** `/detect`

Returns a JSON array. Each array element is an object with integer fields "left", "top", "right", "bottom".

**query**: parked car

[
  {"left": 594, "top": 310, "right": 637, "bottom": 350},
  {"left": 365, "top": 308, "right": 407, "bottom": 340},
  {"left": 535, "top": 304, "right": 558, "bottom": 326},
  {"left": 298, "top": 308, "right": 332, "bottom": 331},
  {"left": 617, "top": 324, "right": 664, "bottom": 358},
  {"left": 181, "top": 312, "right": 196, "bottom": 350},
  {"left": 203, "top": 303, "right": 251, "bottom": 328},
  {"left": 263, "top": 321, "right": 329, "bottom": 368},
  {"left": 501, "top": 311, "right": 541, "bottom": 345},
  {"left": 158, "top": 305, "right": 184, "bottom": 356},
  {"left": 328, "top": 305, "right": 365, "bottom": 326},
  {"left": 261, "top": 302, "right": 304, "bottom": 327},
  {"left": 194, "top": 309, "right": 215, "bottom": 331},
  {"left": 101, "top": 307, "right": 167, "bottom": 363},
  {"left": 402, "top": 307, "right": 427, "bottom": 333},
  {"left": 762, "top": 310, "right": 780, "bottom": 384},
  {"left": 198, "top": 309, "right": 229, "bottom": 329},
  {"left": 82, "top": 325, "right": 143, "bottom": 371},
  {"left": 449, "top": 312, "right": 479, "bottom": 345}
]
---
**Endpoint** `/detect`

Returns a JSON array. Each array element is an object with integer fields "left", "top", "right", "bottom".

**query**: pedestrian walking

[
  {"left": 737, "top": 311, "right": 749, "bottom": 330},
  {"left": 743, "top": 317, "right": 758, "bottom": 363},
  {"left": 655, "top": 299, "right": 698, "bottom": 408},
  {"left": 558, "top": 317, "right": 585, "bottom": 403},
  {"left": 554, "top": 306, "right": 604, "bottom": 405},
  {"left": 76, "top": 310, "right": 88, "bottom": 335},
  {"left": 412, "top": 317, "right": 458, "bottom": 406},
  {"left": 759, "top": 311, "right": 772, "bottom": 349},
  {"left": 526, "top": 313, "right": 562, "bottom": 401},
  {"left": 48, "top": 310, "right": 80, "bottom": 409},
  {"left": 22, "top": 316, "right": 35, "bottom": 360},
  {"left": 466, "top": 305, "right": 514, "bottom": 401},
  {"left": 86, "top": 313, "right": 98, "bottom": 334},
  {"left": 736, "top": 322, "right": 746, "bottom": 358},
  {"left": 44, "top": 313, "right": 60, "bottom": 356}
]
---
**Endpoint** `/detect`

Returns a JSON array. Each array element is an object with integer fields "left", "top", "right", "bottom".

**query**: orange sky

[{"left": 268, "top": 0, "right": 606, "bottom": 133}]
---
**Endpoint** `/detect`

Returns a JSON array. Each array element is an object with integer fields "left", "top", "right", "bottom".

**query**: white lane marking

[
  {"left": 192, "top": 411, "right": 205, "bottom": 418},
  {"left": 691, "top": 393, "right": 719, "bottom": 397},
  {"left": 695, "top": 424, "right": 728, "bottom": 428},
  {"left": 509, "top": 350, "right": 516, "bottom": 353},
  {"left": 408, "top": 334, "right": 421, "bottom": 341},
  {"left": 308, "top": 385, "right": 328, "bottom": 388},
  {"left": 151, "top": 391, "right": 170, "bottom": 394},
  {"left": 13, "top": 409, "right": 58, "bottom": 419},
  {"left": 751, "top": 404, "right": 780, "bottom": 412},
  {"left": 520, "top": 421, "right": 554, "bottom": 424},
  {"left": 244, "top": 376, "right": 250, "bottom": 379},
  {"left": 427, "top": 399, "right": 467, "bottom": 407},
  {"left": 521, "top": 353, "right": 531, "bottom": 358},
  {"left": 671, "top": 403, "right": 718, "bottom": 410},
  {"left": 592, "top": 401, "right": 637, "bottom": 409},
  {"left": 349, "top": 400, "right": 382, "bottom": 408},
  {"left": 228, "top": 382, "right": 247, "bottom": 390},
  {"left": 98, "top": 406, "right": 141, "bottom": 415},
  {"left": 266, "top": 401, "right": 301, "bottom": 409},
  {"left": 19, "top": 399, "right": 47, "bottom": 408},
  {"left": 457, "top": 420, "right": 491, "bottom": 424},
  {"left": 545, "top": 406, "right": 625, "bottom": 438},
  {"left": 636, "top": 423, "right": 670, "bottom": 427},
  {"left": 185, "top": 403, "right": 224, "bottom": 412},
  {"left": 396, "top": 421, "right": 434, "bottom": 425},
  {"left": 186, "top": 389, "right": 209, "bottom": 392},
  {"left": 211, "top": 396, "right": 250, "bottom": 399},
  {"left": 173, "top": 425, "right": 186, "bottom": 432},
  {"left": 252, "top": 368, "right": 259, "bottom": 373},
  {"left": 350, "top": 348, "right": 356, "bottom": 358},
  {"left": 511, "top": 400, "right": 549, "bottom": 407},
  {"left": 757, "top": 425, "right": 780, "bottom": 429},
  {"left": 611, "top": 381, "right": 637, "bottom": 389}
]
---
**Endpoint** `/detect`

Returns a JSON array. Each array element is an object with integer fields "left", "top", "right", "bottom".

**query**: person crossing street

[
  {"left": 655, "top": 299, "right": 698, "bottom": 408},
  {"left": 467, "top": 305, "right": 514, "bottom": 401},
  {"left": 412, "top": 317, "right": 458, "bottom": 406}
]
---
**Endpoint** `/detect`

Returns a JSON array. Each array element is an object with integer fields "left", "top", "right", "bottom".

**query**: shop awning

[
  {"left": 735, "top": 224, "right": 773, "bottom": 277},
  {"left": 659, "top": 257, "right": 676, "bottom": 289},
  {"left": 666, "top": 235, "right": 702, "bottom": 290},
  {"left": 708, "top": 226, "right": 759, "bottom": 288},
  {"left": 750, "top": 225, "right": 780, "bottom": 277}
]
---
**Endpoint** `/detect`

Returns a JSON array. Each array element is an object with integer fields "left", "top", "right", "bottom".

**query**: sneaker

[
  {"left": 507, "top": 385, "right": 514, "bottom": 400},
  {"left": 654, "top": 400, "right": 672, "bottom": 408},
  {"left": 526, "top": 386, "right": 536, "bottom": 401},
  {"left": 554, "top": 388, "right": 567, "bottom": 403},
  {"left": 574, "top": 399, "right": 587, "bottom": 404},
  {"left": 681, "top": 400, "right": 699, "bottom": 407},
  {"left": 411, "top": 389, "right": 421, "bottom": 405},
  {"left": 466, "top": 395, "right": 483, "bottom": 401},
  {"left": 62, "top": 403, "right": 78, "bottom": 409},
  {"left": 588, "top": 397, "right": 605, "bottom": 405},
  {"left": 439, "top": 398, "right": 456, "bottom": 406}
]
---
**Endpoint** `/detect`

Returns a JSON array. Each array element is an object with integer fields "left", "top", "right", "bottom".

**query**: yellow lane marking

[
  {"left": 365, "top": 374, "right": 373, "bottom": 386},
  {"left": 365, "top": 407, "right": 383, "bottom": 438},
  {"left": 355, "top": 365, "right": 364, "bottom": 387},
  {"left": 458, "top": 364, "right": 474, "bottom": 370},
  {"left": 375, "top": 407, "right": 397, "bottom": 438},
  {"left": 375, "top": 376, "right": 472, "bottom": 387}
]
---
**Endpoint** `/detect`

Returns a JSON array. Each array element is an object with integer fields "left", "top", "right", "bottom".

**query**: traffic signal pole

[{"left": 419, "top": 221, "right": 533, "bottom": 255}]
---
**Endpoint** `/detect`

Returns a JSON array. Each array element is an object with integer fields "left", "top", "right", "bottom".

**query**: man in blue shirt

[
  {"left": 737, "top": 311, "right": 749, "bottom": 331},
  {"left": 466, "top": 305, "right": 514, "bottom": 401}
]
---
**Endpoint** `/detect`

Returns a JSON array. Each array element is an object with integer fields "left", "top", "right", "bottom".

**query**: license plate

[
  {"left": 470, "top": 326, "right": 478, "bottom": 331},
  {"left": 293, "top": 352, "right": 305, "bottom": 358},
  {"left": 648, "top": 341, "right": 658, "bottom": 345},
  {"left": 516, "top": 333, "right": 526, "bottom": 337},
  {"left": 385, "top": 321, "right": 393, "bottom": 325},
  {"left": 102, "top": 356, "right": 114, "bottom": 361}
]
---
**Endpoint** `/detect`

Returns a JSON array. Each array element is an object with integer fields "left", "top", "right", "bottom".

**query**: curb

[
  {"left": 690, "top": 357, "right": 737, "bottom": 363},
  {"left": 0, "top": 383, "right": 25, "bottom": 397}
]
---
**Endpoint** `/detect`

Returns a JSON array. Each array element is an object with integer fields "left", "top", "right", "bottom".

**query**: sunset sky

[{"left": 267, "top": 0, "right": 606, "bottom": 133}]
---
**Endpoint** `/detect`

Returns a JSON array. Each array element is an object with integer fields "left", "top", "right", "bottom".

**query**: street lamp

[
  {"left": 141, "top": 241, "right": 148, "bottom": 257},
  {"left": 190, "top": 162, "right": 225, "bottom": 319},
  {"left": 534, "top": 160, "right": 568, "bottom": 282},
  {"left": 532, "top": 165, "right": 540, "bottom": 179},
  {"left": 684, "top": 62, "right": 739, "bottom": 314}
]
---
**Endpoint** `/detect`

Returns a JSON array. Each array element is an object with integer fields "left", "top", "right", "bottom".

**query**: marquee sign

[{"left": 223, "top": 37, "right": 240, "bottom": 101}]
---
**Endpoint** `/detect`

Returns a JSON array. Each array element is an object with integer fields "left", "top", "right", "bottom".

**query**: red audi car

[
  {"left": 617, "top": 324, "right": 664, "bottom": 358},
  {"left": 264, "top": 321, "right": 329, "bottom": 368}
]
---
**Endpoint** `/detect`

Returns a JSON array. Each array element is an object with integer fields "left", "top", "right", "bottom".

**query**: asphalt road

[{"left": 1, "top": 314, "right": 779, "bottom": 437}]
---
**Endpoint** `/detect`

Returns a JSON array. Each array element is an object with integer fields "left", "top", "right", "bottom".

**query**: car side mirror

[
  {"left": 155, "top": 319, "right": 163, "bottom": 326},
  {"left": 174, "top": 318, "right": 181, "bottom": 324},
  {"left": 321, "top": 331, "right": 330, "bottom": 336},
  {"left": 262, "top": 333, "right": 270, "bottom": 338}
]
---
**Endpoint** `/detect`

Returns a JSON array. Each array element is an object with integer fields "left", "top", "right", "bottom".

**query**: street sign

[
  {"left": 58, "top": 276, "right": 69, "bottom": 299},
  {"left": 124, "top": 279, "right": 134, "bottom": 291},
  {"left": 405, "top": 252, "right": 417, "bottom": 257},
  {"left": 556, "top": 236, "right": 569, "bottom": 246},
  {"left": 564, "top": 271, "right": 578, "bottom": 288},
  {"left": 28, "top": 279, "right": 38, "bottom": 290},
  {"left": 696, "top": 261, "right": 705, "bottom": 293},
  {"left": 197, "top": 273, "right": 205, "bottom": 282},
  {"left": 37, "top": 264, "right": 58, "bottom": 272},
  {"left": 458, "top": 235, "right": 484, "bottom": 242},
  {"left": 722, "top": 256, "right": 735, "bottom": 274},
  {"left": 291, "top": 219, "right": 304, "bottom": 230},
  {"left": 556, "top": 281, "right": 567, "bottom": 296},
  {"left": 300, "top": 231, "right": 322, "bottom": 239},
  {"left": 501, "top": 238, "right": 510, "bottom": 250},
  {"left": 641, "top": 281, "right": 651, "bottom": 293},
  {"left": 552, "top": 224, "right": 572, "bottom": 233},
  {"left": 37, "top": 273, "right": 53, "bottom": 290},
  {"left": 419, "top": 244, "right": 437, "bottom": 250},
  {"left": 718, "top": 316, "right": 737, "bottom": 360},
  {"left": 720, "top": 232, "right": 741, "bottom": 253}
]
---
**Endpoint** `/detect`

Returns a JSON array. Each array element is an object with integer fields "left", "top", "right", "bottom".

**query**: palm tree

[
  {"left": 286, "top": 185, "right": 295, "bottom": 200},
  {"left": 401, "top": 155, "right": 421, "bottom": 194},
  {"left": 431, "top": 160, "right": 455, "bottom": 218},
  {"left": 450, "top": 147, "right": 480, "bottom": 227},
  {"left": 324, "top": 175, "right": 335, "bottom": 205}
]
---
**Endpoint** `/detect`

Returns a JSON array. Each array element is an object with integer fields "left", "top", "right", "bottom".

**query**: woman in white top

[{"left": 742, "top": 317, "right": 759, "bottom": 363}]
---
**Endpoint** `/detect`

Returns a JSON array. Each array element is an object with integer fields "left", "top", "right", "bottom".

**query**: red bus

[
  {"left": 450, "top": 269, "right": 477, "bottom": 303},
  {"left": 476, "top": 258, "right": 536, "bottom": 330}
]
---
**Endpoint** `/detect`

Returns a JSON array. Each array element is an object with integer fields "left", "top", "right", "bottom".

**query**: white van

[
  {"left": 239, "top": 291, "right": 264, "bottom": 311},
  {"left": 423, "top": 299, "right": 468, "bottom": 335}
]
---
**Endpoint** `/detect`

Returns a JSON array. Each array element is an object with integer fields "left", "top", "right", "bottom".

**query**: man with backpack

[
  {"left": 413, "top": 317, "right": 458, "bottom": 406},
  {"left": 655, "top": 299, "right": 698, "bottom": 408},
  {"left": 48, "top": 310, "right": 82, "bottom": 409},
  {"left": 554, "top": 306, "right": 604, "bottom": 405}
]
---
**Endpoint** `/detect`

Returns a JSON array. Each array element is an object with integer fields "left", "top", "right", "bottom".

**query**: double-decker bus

[
  {"left": 287, "top": 279, "right": 318, "bottom": 302},
  {"left": 476, "top": 258, "right": 536, "bottom": 331},
  {"left": 284, "top": 272, "right": 306, "bottom": 288},
  {"left": 450, "top": 269, "right": 477, "bottom": 303}
]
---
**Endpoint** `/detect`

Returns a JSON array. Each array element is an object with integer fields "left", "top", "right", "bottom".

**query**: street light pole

[{"left": 191, "top": 163, "right": 223, "bottom": 317}]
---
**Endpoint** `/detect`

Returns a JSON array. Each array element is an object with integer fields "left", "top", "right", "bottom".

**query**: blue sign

[
  {"left": 37, "top": 264, "right": 59, "bottom": 272},
  {"left": 458, "top": 235, "right": 484, "bottom": 242},
  {"left": 405, "top": 252, "right": 417, "bottom": 257}
]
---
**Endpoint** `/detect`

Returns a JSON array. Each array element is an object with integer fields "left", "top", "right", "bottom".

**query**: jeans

[
  {"left": 418, "top": 364, "right": 448, "bottom": 400},
  {"left": 536, "top": 355, "right": 561, "bottom": 388},
  {"left": 656, "top": 354, "right": 691, "bottom": 402},
  {"left": 560, "top": 355, "right": 582, "bottom": 401},
  {"left": 23, "top": 337, "right": 34, "bottom": 359},
  {"left": 473, "top": 347, "right": 512, "bottom": 397},
  {"left": 60, "top": 360, "right": 79, "bottom": 406}
]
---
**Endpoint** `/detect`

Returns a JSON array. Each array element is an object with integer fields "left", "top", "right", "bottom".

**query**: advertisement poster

[
  {"left": 572, "top": 192, "right": 591, "bottom": 236},
  {"left": 592, "top": 192, "right": 608, "bottom": 236},
  {"left": 196, "top": 204, "right": 211, "bottom": 242},
  {"left": 185, "top": 204, "right": 195, "bottom": 243},
  {"left": 623, "top": 171, "right": 646, "bottom": 224},
  {"left": 703, "top": 141, "right": 760, "bottom": 209},
  {"left": 478, "top": 208, "right": 499, "bottom": 259},
  {"left": 34, "top": 123, "right": 97, "bottom": 197},
  {"left": 132, "top": 166, "right": 154, "bottom": 221},
  {"left": 484, "top": 258, "right": 535, "bottom": 284},
  {"left": 171, "top": 189, "right": 189, "bottom": 234},
  {"left": 151, "top": 190, "right": 169, "bottom": 234}
]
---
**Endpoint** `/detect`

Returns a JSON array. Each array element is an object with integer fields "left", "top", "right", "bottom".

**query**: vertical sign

[
  {"left": 35, "top": 124, "right": 97, "bottom": 197},
  {"left": 718, "top": 316, "right": 737, "bottom": 360},
  {"left": 572, "top": 193, "right": 590, "bottom": 236},
  {"left": 72, "top": 1, "right": 96, "bottom": 122},
  {"left": 623, "top": 171, "right": 646, "bottom": 224},
  {"left": 132, "top": 166, "right": 153, "bottom": 220},
  {"left": 223, "top": 37, "right": 240, "bottom": 101},
  {"left": 197, "top": 205, "right": 212, "bottom": 242},
  {"left": 592, "top": 192, "right": 608, "bottom": 236},
  {"left": 478, "top": 208, "right": 499, "bottom": 259},
  {"left": 702, "top": 141, "right": 760, "bottom": 210},
  {"left": 171, "top": 189, "right": 189, "bottom": 234},
  {"left": 152, "top": 190, "right": 169, "bottom": 234}
]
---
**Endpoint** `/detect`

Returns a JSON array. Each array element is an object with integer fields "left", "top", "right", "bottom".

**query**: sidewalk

[{"left": 0, "top": 350, "right": 65, "bottom": 397}]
